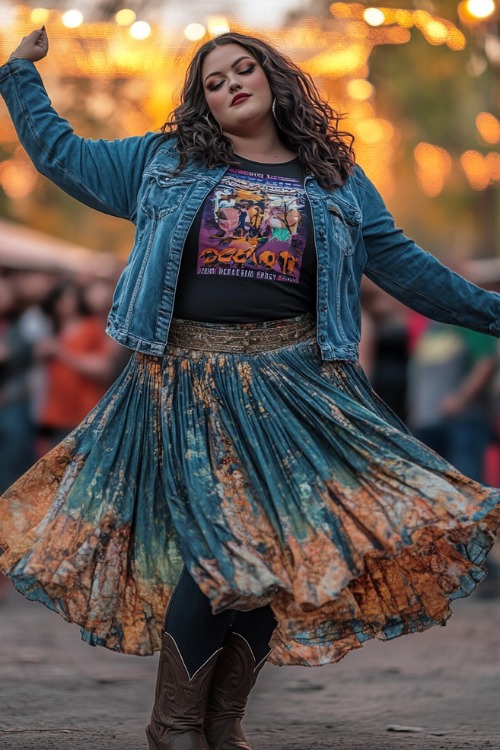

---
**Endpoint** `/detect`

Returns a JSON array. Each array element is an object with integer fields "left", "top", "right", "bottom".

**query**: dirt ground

[{"left": 0, "top": 578, "right": 499, "bottom": 750}]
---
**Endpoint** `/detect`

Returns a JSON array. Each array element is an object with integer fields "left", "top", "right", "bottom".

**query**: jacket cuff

[
  {"left": 489, "top": 319, "right": 500, "bottom": 337},
  {"left": 0, "top": 57, "right": 36, "bottom": 85}
]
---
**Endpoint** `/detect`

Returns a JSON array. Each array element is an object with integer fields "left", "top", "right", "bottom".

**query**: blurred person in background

[
  {"left": 37, "top": 280, "right": 121, "bottom": 449},
  {"left": 82, "top": 276, "right": 131, "bottom": 379},
  {"left": 407, "top": 311, "right": 497, "bottom": 484},
  {"left": 408, "top": 261, "right": 500, "bottom": 601},
  {"left": 0, "top": 271, "right": 37, "bottom": 603},
  {"left": 0, "top": 272, "right": 36, "bottom": 492},
  {"left": 360, "top": 280, "right": 410, "bottom": 423},
  {"left": 10, "top": 269, "right": 57, "bottom": 446},
  {"left": 406, "top": 259, "right": 498, "bottom": 484}
]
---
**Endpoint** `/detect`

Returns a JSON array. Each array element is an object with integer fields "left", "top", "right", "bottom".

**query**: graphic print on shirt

[{"left": 197, "top": 168, "right": 308, "bottom": 283}]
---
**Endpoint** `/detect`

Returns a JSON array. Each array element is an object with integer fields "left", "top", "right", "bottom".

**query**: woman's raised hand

[{"left": 9, "top": 27, "right": 49, "bottom": 62}]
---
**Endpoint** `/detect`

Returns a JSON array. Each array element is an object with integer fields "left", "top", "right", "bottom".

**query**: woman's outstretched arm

[
  {"left": 1, "top": 28, "right": 163, "bottom": 221},
  {"left": 356, "top": 167, "right": 500, "bottom": 338}
]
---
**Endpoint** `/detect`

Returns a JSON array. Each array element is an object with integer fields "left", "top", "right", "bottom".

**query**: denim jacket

[{"left": 1, "top": 58, "right": 499, "bottom": 359}]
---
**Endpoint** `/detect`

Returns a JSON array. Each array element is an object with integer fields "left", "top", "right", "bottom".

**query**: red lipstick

[{"left": 231, "top": 93, "right": 250, "bottom": 106}]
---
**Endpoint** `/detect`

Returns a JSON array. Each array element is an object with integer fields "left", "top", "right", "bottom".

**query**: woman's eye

[
  {"left": 206, "top": 65, "right": 255, "bottom": 91},
  {"left": 208, "top": 81, "right": 224, "bottom": 92},
  {"left": 238, "top": 65, "right": 256, "bottom": 75}
]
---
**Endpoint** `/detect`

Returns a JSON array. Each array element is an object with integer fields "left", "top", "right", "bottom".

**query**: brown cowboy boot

[
  {"left": 146, "top": 632, "right": 222, "bottom": 750},
  {"left": 204, "top": 631, "right": 270, "bottom": 750}
]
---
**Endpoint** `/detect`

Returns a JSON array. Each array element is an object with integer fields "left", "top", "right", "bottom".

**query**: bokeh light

[
  {"left": 466, "top": 0, "right": 496, "bottom": 19},
  {"left": 425, "top": 20, "right": 449, "bottom": 45},
  {"left": 394, "top": 10, "right": 414, "bottom": 28},
  {"left": 184, "top": 23, "right": 206, "bottom": 42},
  {"left": 62, "top": 10, "right": 84, "bottom": 29},
  {"left": 460, "top": 150, "right": 490, "bottom": 190},
  {"left": 115, "top": 9, "right": 137, "bottom": 27},
  {"left": 476, "top": 112, "right": 500, "bottom": 143},
  {"left": 364, "top": 8, "right": 385, "bottom": 26},
  {"left": 307, "top": 43, "right": 371, "bottom": 78},
  {"left": 330, "top": 3, "right": 353, "bottom": 19},
  {"left": 129, "top": 21, "right": 152, "bottom": 40},
  {"left": 347, "top": 79, "right": 374, "bottom": 100},
  {"left": 414, "top": 142, "right": 452, "bottom": 196},
  {"left": 447, "top": 28, "right": 467, "bottom": 51},
  {"left": 30, "top": 8, "right": 50, "bottom": 25},
  {"left": 356, "top": 118, "right": 394, "bottom": 143},
  {"left": 0, "top": 150, "right": 38, "bottom": 200},
  {"left": 486, "top": 151, "right": 500, "bottom": 181},
  {"left": 207, "top": 17, "right": 231, "bottom": 36}
]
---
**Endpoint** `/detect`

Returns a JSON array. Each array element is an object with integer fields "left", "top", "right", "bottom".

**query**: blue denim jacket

[{"left": 1, "top": 58, "right": 499, "bottom": 358}]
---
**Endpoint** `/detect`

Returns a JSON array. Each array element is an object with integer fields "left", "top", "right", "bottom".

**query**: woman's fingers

[{"left": 9, "top": 27, "right": 49, "bottom": 62}]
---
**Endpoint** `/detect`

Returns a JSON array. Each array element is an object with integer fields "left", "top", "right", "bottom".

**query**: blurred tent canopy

[{"left": 0, "top": 218, "right": 119, "bottom": 276}]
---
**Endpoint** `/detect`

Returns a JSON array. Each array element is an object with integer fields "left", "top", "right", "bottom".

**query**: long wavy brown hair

[{"left": 162, "top": 32, "right": 355, "bottom": 190}]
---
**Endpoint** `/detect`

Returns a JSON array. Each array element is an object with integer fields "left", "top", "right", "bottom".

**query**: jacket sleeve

[
  {"left": 357, "top": 166, "right": 500, "bottom": 337},
  {"left": 0, "top": 58, "right": 164, "bottom": 221}
]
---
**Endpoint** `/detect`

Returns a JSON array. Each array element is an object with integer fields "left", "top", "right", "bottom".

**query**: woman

[{"left": 1, "top": 27, "right": 500, "bottom": 750}]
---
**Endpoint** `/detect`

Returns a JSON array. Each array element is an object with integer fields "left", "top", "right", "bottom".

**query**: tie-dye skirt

[{"left": 1, "top": 314, "right": 499, "bottom": 666}]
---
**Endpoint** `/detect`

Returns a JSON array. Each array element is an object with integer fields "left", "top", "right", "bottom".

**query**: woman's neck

[{"left": 226, "top": 130, "right": 296, "bottom": 164}]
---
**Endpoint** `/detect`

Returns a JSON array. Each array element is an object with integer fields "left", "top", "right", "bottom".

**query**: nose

[{"left": 228, "top": 77, "right": 242, "bottom": 94}]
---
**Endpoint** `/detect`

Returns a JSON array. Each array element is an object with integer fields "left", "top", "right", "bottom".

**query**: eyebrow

[{"left": 204, "top": 56, "right": 255, "bottom": 83}]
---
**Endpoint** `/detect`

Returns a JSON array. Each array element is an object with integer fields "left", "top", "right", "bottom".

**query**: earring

[
  {"left": 272, "top": 98, "right": 277, "bottom": 121},
  {"left": 204, "top": 112, "right": 222, "bottom": 134}
]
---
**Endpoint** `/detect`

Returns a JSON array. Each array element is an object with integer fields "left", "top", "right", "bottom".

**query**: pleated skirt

[{"left": 1, "top": 314, "right": 499, "bottom": 666}]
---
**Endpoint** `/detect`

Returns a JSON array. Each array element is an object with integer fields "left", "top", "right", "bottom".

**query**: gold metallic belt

[{"left": 166, "top": 314, "right": 316, "bottom": 354}]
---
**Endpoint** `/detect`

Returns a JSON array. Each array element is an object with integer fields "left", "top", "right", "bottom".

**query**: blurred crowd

[
  {"left": 360, "top": 271, "right": 500, "bottom": 489},
  {"left": 1, "top": 264, "right": 500, "bottom": 602},
  {"left": 0, "top": 266, "right": 129, "bottom": 485}
]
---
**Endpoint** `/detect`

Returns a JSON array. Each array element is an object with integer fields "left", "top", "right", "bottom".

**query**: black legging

[{"left": 164, "top": 567, "right": 277, "bottom": 677}]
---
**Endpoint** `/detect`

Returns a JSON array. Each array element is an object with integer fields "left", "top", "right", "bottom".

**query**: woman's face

[{"left": 201, "top": 43, "right": 273, "bottom": 135}]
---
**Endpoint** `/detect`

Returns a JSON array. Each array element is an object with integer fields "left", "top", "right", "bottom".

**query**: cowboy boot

[
  {"left": 146, "top": 632, "right": 222, "bottom": 750},
  {"left": 204, "top": 631, "right": 270, "bottom": 750}
]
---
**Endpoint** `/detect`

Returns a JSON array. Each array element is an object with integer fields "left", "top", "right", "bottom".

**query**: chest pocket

[
  {"left": 140, "top": 172, "right": 199, "bottom": 219},
  {"left": 326, "top": 199, "right": 361, "bottom": 256}
]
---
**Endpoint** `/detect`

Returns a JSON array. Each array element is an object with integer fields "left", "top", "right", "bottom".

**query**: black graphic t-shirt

[{"left": 172, "top": 157, "right": 317, "bottom": 323}]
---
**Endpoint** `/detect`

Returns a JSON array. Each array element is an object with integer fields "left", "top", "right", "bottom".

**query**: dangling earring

[
  {"left": 272, "top": 98, "right": 278, "bottom": 121},
  {"left": 204, "top": 112, "right": 222, "bottom": 134}
]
